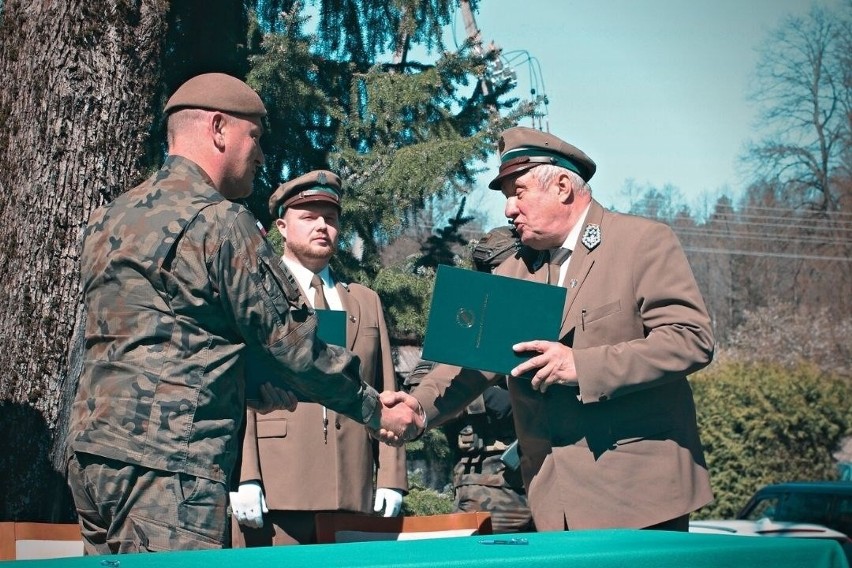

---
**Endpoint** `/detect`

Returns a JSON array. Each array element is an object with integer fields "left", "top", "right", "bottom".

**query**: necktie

[
  {"left": 548, "top": 248, "right": 571, "bottom": 286},
  {"left": 311, "top": 274, "right": 328, "bottom": 309},
  {"left": 310, "top": 273, "right": 335, "bottom": 443}
]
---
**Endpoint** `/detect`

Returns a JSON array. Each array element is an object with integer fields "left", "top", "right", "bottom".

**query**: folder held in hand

[{"left": 421, "top": 265, "right": 566, "bottom": 376}]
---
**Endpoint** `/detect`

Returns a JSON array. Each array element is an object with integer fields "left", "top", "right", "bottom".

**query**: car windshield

[{"left": 743, "top": 492, "right": 852, "bottom": 536}]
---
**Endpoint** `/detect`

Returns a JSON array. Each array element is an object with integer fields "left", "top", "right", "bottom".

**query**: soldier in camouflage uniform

[
  {"left": 65, "top": 73, "right": 421, "bottom": 554},
  {"left": 406, "top": 226, "right": 534, "bottom": 533}
]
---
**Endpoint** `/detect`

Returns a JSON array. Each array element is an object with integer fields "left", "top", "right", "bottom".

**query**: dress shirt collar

[
  {"left": 549, "top": 202, "right": 591, "bottom": 286},
  {"left": 280, "top": 255, "right": 340, "bottom": 309}
]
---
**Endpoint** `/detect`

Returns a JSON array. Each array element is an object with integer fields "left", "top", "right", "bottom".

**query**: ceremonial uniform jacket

[
  {"left": 238, "top": 281, "right": 407, "bottom": 511},
  {"left": 413, "top": 199, "right": 714, "bottom": 530},
  {"left": 67, "top": 156, "right": 378, "bottom": 484}
]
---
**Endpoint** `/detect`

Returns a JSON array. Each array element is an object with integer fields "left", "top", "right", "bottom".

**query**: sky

[{"left": 452, "top": 0, "right": 841, "bottom": 227}]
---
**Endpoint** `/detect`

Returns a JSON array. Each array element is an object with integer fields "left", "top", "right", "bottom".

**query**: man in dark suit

[
  {"left": 389, "top": 126, "right": 715, "bottom": 532},
  {"left": 231, "top": 171, "right": 407, "bottom": 545}
]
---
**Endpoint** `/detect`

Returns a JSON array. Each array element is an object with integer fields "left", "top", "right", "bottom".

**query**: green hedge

[{"left": 691, "top": 360, "right": 852, "bottom": 518}]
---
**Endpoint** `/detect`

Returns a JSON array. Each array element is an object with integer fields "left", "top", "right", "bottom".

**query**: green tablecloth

[{"left": 4, "top": 529, "right": 848, "bottom": 567}]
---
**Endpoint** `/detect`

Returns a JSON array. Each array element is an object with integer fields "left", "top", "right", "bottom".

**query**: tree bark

[{"left": 0, "top": 0, "right": 169, "bottom": 521}]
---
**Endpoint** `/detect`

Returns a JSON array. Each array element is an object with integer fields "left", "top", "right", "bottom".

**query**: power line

[
  {"left": 683, "top": 246, "right": 852, "bottom": 261},
  {"left": 630, "top": 210, "right": 852, "bottom": 232},
  {"left": 630, "top": 197, "right": 852, "bottom": 218},
  {"left": 501, "top": 49, "right": 550, "bottom": 130},
  {"left": 708, "top": 203, "right": 852, "bottom": 217},
  {"left": 401, "top": 220, "right": 851, "bottom": 259},
  {"left": 673, "top": 227, "right": 851, "bottom": 244},
  {"left": 674, "top": 220, "right": 852, "bottom": 234}
]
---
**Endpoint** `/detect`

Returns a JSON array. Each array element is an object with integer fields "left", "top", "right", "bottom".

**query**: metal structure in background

[{"left": 458, "top": 0, "right": 549, "bottom": 130}]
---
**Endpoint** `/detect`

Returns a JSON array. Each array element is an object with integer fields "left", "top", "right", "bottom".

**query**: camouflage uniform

[
  {"left": 470, "top": 225, "right": 523, "bottom": 273},
  {"left": 66, "top": 156, "right": 380, "bottom": 552}
]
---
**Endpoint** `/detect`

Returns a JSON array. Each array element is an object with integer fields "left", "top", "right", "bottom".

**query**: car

[
  {"left": 737, "top": 481, "right": 852, "bottom": 537},
  {"left": 690, "top": 518, "right": 848, "bottom": 539},
  {"left": 690, "top": 481, "right": 852, "bottom": 561},
  {"left": 689, "top": 518, "right": 852, "bottom": 563}
]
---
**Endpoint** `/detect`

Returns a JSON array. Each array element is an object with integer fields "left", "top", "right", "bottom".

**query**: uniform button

[{"left": 598, "top": 394, "right": 608, "bottom": 401}]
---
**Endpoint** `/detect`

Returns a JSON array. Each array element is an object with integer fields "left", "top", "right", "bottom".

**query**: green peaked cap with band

[
  {"left": 488, "top": 126, "right": 596, "bottom": 190},
  {"left": 269, "top": 170, "right": 342, "bottom": 217}
]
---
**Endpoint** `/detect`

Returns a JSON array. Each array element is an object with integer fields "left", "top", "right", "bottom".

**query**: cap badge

[
  {"left": 317, "top": 172, "right": 327, "bottom": 184},
  {"left": 581, "top": 224, "right": 601, "bottom": 251}
]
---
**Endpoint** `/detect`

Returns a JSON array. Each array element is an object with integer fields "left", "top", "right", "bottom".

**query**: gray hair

[{"left": 532, "top": 164, "right": 592, "bottom": 196}]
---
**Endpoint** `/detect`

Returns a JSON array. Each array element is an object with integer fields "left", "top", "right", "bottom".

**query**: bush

[
  {"left": 690, "top": 360, "right": 852, "bottom": 518},
  {"left": 401, "top": 469, "right": 454, "bottom": 516}
]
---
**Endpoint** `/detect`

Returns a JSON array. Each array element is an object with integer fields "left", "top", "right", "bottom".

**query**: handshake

[
  {"left": 371, "top": 391, "right": 426, "bottom": 446},
  {"left": 249, "top": 383, "right": 426, "bottom": 446}
]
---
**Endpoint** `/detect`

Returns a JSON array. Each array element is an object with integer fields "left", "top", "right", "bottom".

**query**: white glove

[
  {"left": 373, "top": 487, "right": 404, "bottom": 517},
  {"left": 229, "top": 481, "right": 268, "bottom": 528}
]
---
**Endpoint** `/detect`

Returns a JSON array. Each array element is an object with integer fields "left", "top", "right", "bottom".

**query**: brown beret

[
  {"left": 164, "top": 73, "right": 267, "bottom": 117},
  {"left": 269, "top": 170, "right": 342, "bottom": 217},
  {"left": 488, "top": 126, "right": 596, "bottom": 190}
]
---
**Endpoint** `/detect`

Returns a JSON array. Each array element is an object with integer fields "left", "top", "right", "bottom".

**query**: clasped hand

[
  {"left": 510, "top": 340, "right": 578, "bottom": 393},
  {"left": 247, "top": 382, "right": 299, "bottom": 414},
  {"left": 371, "top": 391, "right": 425, "bottom": 447}
]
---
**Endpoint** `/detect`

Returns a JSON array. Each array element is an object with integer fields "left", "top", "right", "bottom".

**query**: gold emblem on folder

[{"left": 456, "top": 307, "right": 476, "bottom": 328}]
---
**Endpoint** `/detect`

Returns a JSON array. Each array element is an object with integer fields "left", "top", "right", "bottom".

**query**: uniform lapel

[
  {"left": 335, "top": 279, "right": 358, "bottom": 350},
  {"left": 560, "top": 200, "right": 605, "bottom": 331}
]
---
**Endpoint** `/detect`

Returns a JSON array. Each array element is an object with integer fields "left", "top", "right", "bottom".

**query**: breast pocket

[
  {"left": 576, "top": 299, "right": 638, "bottom": 347},
  {"left": 256, "top": 418, "right": 287, "bottom": 439},
  {"left": 582, "top": 300, "right": 621, "bottom": 326},
  {"left": 360, "top": 324, "right": 379, "bottom": 337}
]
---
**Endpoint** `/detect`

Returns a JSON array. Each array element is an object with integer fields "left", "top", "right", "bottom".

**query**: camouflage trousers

[
  {"left": 67, "top": 452, "right": 229, "bottom": 554},
  {"left": 453, "top": 453, "right": 534, "bottom": 533}
]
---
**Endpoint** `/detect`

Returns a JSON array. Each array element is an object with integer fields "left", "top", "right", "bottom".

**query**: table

[{"left": 3, "top": 529, "right": 848, "bottom": 567}]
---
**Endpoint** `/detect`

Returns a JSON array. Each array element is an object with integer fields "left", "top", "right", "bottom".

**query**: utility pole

[
  {"left": 459, "top": 0, "right": 489, "bottom": 93},
  {"left": 459, "top": 1, "right": 519, "bottom": 116}
]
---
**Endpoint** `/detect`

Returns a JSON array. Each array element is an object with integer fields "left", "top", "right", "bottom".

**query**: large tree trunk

[{"left": 0, "top": 0, "right": 169, "bottom": 521}]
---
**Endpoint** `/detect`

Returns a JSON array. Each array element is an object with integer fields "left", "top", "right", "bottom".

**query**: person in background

[
  {"left": 231, "top": 170, "right": 407, "bottom": 546},
  {"left": 65, "top": 74, "right": 420, "bottom": 554},
  {"left": 382, "top": 126, "right": 715, "bottom": 532},
  {"left": 405, "top": 226, "right": 533, "bottom": 534}
]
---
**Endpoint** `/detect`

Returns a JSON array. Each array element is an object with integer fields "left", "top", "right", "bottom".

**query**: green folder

[
  {"left": 421, "top": 265, "right": 567, "bottom": 376},
  {"left": 316, "top": 309, "right": 347, "bottom": 347}
]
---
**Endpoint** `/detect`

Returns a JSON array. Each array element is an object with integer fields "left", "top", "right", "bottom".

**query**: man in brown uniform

[
  {"left": 231, "top": 171, "right": 407, "bottom": 545},
  {"left": 384, "top": 126, "right": 714, "bottom": 532},
  {"left": 65, "top": 73, "right": 421, "bottom": 554}
]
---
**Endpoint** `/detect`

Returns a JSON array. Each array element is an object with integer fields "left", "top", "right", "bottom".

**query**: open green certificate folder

[{"left": 421, "top": 265, "right": 567, "bottom": 376}]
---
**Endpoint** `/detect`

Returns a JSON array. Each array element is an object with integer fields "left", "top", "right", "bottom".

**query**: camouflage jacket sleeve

[{"left": 212, "top": 206, "right": 380, "bottom": 428}]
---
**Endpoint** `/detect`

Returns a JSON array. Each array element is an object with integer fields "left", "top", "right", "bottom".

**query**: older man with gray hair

[{"left": 386, "top": 126, "right": 714, "bottom": 532}]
